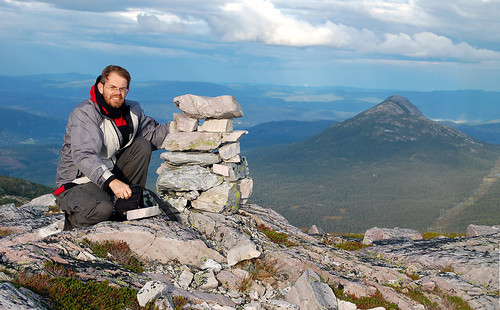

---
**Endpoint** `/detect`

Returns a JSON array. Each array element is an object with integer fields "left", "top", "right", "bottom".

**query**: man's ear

[{"left": 97, "top": 82, "right": 104, "bottom": 94}]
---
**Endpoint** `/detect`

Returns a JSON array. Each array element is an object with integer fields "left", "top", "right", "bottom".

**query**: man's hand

[{"left": 109, "top": 179, "right": 132, "bottom": 199}]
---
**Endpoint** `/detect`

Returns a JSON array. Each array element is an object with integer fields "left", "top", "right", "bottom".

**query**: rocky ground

[{"left": 0, "top": 198, "right": 498, "bottom": 310}]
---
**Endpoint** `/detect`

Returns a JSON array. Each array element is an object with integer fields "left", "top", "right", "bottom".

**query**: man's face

[{"left": 98, "top": 72, "right": 128, "bottom": 108}]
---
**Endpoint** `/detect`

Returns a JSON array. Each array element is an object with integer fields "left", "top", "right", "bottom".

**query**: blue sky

[{"left": 1, "top": 0, "right": 500, "bottom": 91}]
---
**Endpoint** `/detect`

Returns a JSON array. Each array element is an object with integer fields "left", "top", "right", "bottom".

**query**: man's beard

[{"left": 105, "top": 93, "right": 125, "bottom": 108}]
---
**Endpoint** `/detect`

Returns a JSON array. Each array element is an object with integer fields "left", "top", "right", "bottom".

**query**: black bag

[
  {"left": 114, "top": 185, "right": 144, "bottom": 221},
  {"left": 114, "top": 185, "right": 179, "bottom": 221},
  {"left": 142, "top": 187, "right": 179, "bottom": 222}
]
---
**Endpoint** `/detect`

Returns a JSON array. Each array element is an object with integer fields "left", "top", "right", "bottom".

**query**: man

[{"left": 55, "top": 65, "right": 170, "bottom": 230}]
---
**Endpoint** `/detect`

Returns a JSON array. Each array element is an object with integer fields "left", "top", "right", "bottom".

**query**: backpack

[{"left": 114, "top": 185, "right": 179, "bottom": 221}]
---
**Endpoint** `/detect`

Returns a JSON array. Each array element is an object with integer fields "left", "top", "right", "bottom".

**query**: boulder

[
  {"left": 174, "top": 94, "right": 243, "bottom": 119},
  {"left": 226, "top": 238, "right": 261, "bottom": 266},
  {"left": 466, "top": 224, "right": 500, "bottom": 237},
  {"left": 191, "top": 182, "right": 241, "bottom": 213},
  {"left": 285, "top": 269, "right": 338, "bottom": 310},
  {"left": 21, "top": 193, "right": 57, "bottom": 210},
  {"left": 137, "top": 281, "right": 168, "bottom": 307},
  {"left": 308, "top": 224, "right": 325, "bottom": 235},
  {"left": 363, "top": 227, "right": 422, "bottom": 244}
]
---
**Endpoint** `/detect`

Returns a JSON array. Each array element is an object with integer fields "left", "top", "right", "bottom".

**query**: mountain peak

[
  {"left": 364, "top": 95, "right": 425, "bottom": 118},
  {"left": 332, "top": 94, "right": 485, "bottom": 148}
]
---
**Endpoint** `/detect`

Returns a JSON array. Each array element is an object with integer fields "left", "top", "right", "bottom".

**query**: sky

[{"left": 1, "top": 0, "right": 500, "bottom": 91}]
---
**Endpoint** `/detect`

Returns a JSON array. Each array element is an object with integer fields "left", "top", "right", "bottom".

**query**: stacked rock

[{"left": 156, "top": 94, "right": 253, "bottom": 214}]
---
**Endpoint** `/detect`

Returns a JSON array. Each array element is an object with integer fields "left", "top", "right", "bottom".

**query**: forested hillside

[
  {"left": 0, "top": 175, "right": 54, "bottom": 205},
  {"left": 247, "top": 96, "right": 500, "bottom": 233}
]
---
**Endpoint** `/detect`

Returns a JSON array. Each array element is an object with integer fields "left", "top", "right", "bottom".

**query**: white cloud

[
  {"left": 204, "top": 0, "right": 500, "bottom": 62},
  {"left": 210, "top": 0, "right": 377, "bottom": 48},
  {"left": 376, "top": 32, "right": 500, "bottom": 60},
  {"left": 2, "top": 0, "right": 500, "bottom": 90}
]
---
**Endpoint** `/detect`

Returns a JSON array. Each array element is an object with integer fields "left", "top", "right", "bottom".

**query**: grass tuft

[
  {"left": 330, "top": 284, "right": 399, "bottom": 310},
  {"left": 237, "top": 258, "right": 280, "bottom": 293},
  {"left": 333, "top": 241, "right": 371, "bottom": 251},
  {"left": 171, "top": 295, "right": 190, "bottom": 310},
  {"left": 421, "top": 232, "right": 465, "bottom": 239},
  {"left": 83, "top": 238, "right": 144, "bottom": 273},
  {"left": 257, "top": 224, "right": 297, "bottom": 247},
  {"left": 0, "top": 229, "right": 12, "bottom": 237}
]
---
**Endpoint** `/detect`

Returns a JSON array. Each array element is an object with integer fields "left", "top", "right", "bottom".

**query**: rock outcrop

[
  {"left": 0, "top": 94, "right": 498, "bottom": 310},
  {"left": 1, "top": 200, "right": 498, "bottom": 310}
]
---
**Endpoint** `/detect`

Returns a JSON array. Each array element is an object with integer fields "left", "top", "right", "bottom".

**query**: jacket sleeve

[
  {"left": 70, "top": 103, "right": 114, "bottom": 188},
  {"left": 132, "top": 103, "right": 171, "bottom": 150}
]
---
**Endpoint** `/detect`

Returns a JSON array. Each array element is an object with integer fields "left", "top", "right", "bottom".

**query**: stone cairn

[{"left": 156, "top": 94, "right": 253, "bottom": 214}]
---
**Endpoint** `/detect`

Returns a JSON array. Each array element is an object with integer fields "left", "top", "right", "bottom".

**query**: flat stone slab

[
  {"left": 174, "top": 94, "right": 243, "bottom": 119},
  {"left": 173, "top": 113, "right": 198, "bottom": 132},
  {"left": 83, "top": 219, "right": 225, "bottom": 267},
  {"left": 127, "top": 206, "right": 160, "bottom": 220},
  {"left": 160, "top": 151, "right": 221, "bottom": 166},
  {"left": 218, "top": 142, "right": 240, "bottom": 161},
  {"left": 212, "top": 159, "right": 249, "bottom": 182},
  {"left": 198, "top": 119, "right": 233, "bottom": 133},
  {"left": 157, "top": 165, "right": 223, "bottom": 192},
  {"left": 162, "top": 132, "right": 222, "bottom": 151},
  {"left": 221, "top": 130, "right": 248, "bottom": 143}
]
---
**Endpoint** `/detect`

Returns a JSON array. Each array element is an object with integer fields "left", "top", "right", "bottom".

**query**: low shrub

[
  {"left": 446, "top": 295, "right": 473, "bottom": 310},
  {"left": 83, "top": 238, "right": 144, "bottom": 273},
  {"left": 15, "top": 268, "right": 157, "bottom": 310}
]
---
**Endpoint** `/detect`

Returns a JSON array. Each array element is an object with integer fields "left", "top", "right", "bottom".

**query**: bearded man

[{"left": 55, "top": 65, "right": 170, "bottom": 230}]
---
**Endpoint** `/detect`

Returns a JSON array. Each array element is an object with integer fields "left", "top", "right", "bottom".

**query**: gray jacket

[{"left": 56, "top": 99, "right": 169, "bottom": 189}]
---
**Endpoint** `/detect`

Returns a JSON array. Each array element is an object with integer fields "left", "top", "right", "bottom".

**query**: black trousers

[{"left": 57, "top": 137, "right": 153, "bottom": 230}]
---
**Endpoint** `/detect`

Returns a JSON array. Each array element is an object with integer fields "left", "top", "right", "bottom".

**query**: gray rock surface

[
  {"left": 1, "top": 199, "right": 498, "bottom": 309},
  {"left": 0, "top": 282, "right": 49, "bottom": 310},
  {"left": 285, "top": 269, "right": 338, "bottom": 310}
]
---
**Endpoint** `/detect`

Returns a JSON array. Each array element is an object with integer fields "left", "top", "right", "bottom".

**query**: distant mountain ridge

[
  {"left": 2, "top": 73, "right": 500, "bottom": 127},
  {"left": 247, "top": 95, "right": 500, "bottom": 233},
  {"left": 335, "top": 95, "right": 481, "bottom": 149}
]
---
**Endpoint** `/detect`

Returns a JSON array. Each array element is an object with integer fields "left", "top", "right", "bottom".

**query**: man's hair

[{"left": 100, "top": 65, "right": 131, "bottom": 88}]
